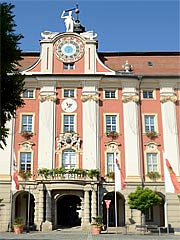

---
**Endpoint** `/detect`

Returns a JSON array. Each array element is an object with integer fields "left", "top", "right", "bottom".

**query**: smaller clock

[{"left": 61, "top": 98, "right": 77, "bottom": 112}]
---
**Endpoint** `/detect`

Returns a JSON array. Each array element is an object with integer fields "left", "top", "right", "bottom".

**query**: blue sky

[{"left": 6, "top": 0, "right": 180, "bottom": 52}]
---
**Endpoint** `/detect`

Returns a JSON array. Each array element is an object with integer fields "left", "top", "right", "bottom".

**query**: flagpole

[
  {"left": 114, "top": 152, "right": 118, "bottom": 228},
  {"left": 8, "top": 118, "right": 15, "bottom": 232},
  {"left": 164, "top": 194, "right": 169, "bottom": 234}
]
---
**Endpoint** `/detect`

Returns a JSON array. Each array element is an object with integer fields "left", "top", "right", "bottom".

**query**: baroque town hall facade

[{"left": 0, "top": 7, "right": 180, "bottom": 232}]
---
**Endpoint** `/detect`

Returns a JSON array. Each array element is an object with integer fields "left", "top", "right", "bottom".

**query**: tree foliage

[
  {"left": 0, "top": 2, "right": 25, "bottom": 148},
  {"left": 128, "top": 186, "right": 162, "bottom": 214}
]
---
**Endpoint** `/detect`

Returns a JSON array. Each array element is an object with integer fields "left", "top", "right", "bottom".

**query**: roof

[{"left": 19, "top": 51, "right": 180, "bottom": 75}]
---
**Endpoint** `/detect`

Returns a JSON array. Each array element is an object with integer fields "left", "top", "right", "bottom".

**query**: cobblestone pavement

[{"left": 0, "top": 229, "right": 180, "bottom": 240}]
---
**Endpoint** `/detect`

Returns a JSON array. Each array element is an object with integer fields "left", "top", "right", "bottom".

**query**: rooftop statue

[{"left": 61, "top": 9, "right": 75, "bottom": 32}]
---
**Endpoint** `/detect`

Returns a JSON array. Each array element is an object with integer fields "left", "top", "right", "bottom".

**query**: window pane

[
  {"left": 147, "top": 153, "right": 158, "bottom": 172},
  {"left": 143, "top": 90, "right": 153, "bottom": 99},
  {"left": 62, "top": 149, "right": 76, "bottom": 168},
  {"left": 64, "top": 89, "right": 74, "bottom": 98},
  {"left": 22, "top": 115, "right": 33, "bottom": 132},
  {"left": 107, "top": 153, "right": 114, "bottom": 173},
  {"left": 105, "top": 90, "right": 116, "bottom": 98},
  {"left": 144, "top": 115, "right": 155, "bottom": 132},
  {"left": 20, "top": 152, "right": 31, "bottom": 171},
  {"left": 106, "top": 115, "right": 117, "bottom": 132},
  {"left": 64, "top": 115, "right": 74, "bottom": 131}
]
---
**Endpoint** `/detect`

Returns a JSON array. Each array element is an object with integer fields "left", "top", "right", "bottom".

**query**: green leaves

[
  {"left": 0, "top": 2, "right": 25, "bottom": 149},
  {"left": 128, "top": 186, "right": 162, "bottom": 213}
]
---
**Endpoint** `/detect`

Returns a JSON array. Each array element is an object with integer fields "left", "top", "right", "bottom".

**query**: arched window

[{"left": 62, "top": 149, "right": 76, "bottom": 168}]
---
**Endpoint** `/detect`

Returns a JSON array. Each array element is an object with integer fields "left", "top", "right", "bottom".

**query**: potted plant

[
  {"left": 91, "top": 216, "right": 104, "bottom": 234},
  {"left": 106, "top": 131, "right": 119, "bottom": 139},
  {"left": 146, "top": 171, "right": 161, "bottom": 182},
  {"left": 18, "top": 170, "right": 32, "bottom": 180},
  {"left": 21, "top": 131, "right": 33, "bottom": 140},
  {"left": 146, "top": 130, "right": 158, "bottom": 140},
  {"left": 13, "top": 217, "right": 24, "bottom": 234}
]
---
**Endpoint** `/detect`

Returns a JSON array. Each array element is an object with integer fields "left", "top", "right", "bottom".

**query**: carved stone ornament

[
  {"left": 57, "top": 132, "right": 81, "bottom": 150},
  {"left": 39, "top": 94, "right": 57, "bottom": 102},
  {"left": 81, "top": 94, "right": 99, "bottom": 102},
  {"left": 104, "top": 142, "right": 121, "bottom": 151},
  {"left": 41, "top": 31, "right": 59, "bottom": 40},
  {"left": 18, "top": 141, "right": 34, "bottom": 151},
  {"left": 122, "top": 94, "right": 139, "bottom": 103},
  {"left": 144, "top": 142, "right": 160, "bottom": 152},
  {"left": 160, "top": 95, "right": 177, "bottom": 103},
  {"left": 122, "top": 60, "right": 133, "bottom": 72}
]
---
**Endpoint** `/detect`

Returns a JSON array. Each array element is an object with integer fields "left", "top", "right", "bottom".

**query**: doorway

[{"left": 56, "top": 194, "right": 81, "bottom": 227}]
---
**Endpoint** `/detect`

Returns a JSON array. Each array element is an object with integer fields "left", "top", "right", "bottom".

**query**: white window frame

[
  {"left": 105, "top": 114, "right": 118, "bottom": 132},
  {"left": 20, "top": 152, "right": 32, "bottom": 171},
  {"left": 62, "top": 113, "right": 76, "bottom": 132},
  {"left": 21, "top": 114, "right": 34, "bottom": 132},
  {"left": 63, "top": 63, "right": 75, "bottom": 70},
  {"left": 104, "top": 90, "right": 117, "bottom": 99},
  {"left": 22, "top": 90, "right": 35, "bottom": 99},
  {"left": 62, "top": 149, "right": 76, "bottom": 169},
  {"left": 144, "top": 114, "right": 157, "bottom": 132},
  {"left": 146, "top": 153, "right": 158, "bottom": 172},
  {"left": 142, "top": 90, "right": 154, "bottom": 99}
]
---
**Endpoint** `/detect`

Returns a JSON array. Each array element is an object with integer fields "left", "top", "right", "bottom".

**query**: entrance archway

[
  {"left": 15, "top": 191, "right": 35, "bottom": 230},
  {"left": 103, "top": 191, "right": 125, "bottom": 227},
  {"left": 57, "top": 195, "right": 81, "bottom": 227}
]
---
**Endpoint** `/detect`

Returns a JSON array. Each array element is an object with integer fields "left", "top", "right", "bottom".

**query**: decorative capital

[
  {"left": 39, "top": 94, "right": 57, "bottom": 102},
  {"left": 160, "top": 95, "right": 177, "bottom": 103},
  {"left": 81, "top": 94, "right": 99, "bottom": 102},
  {"left": 122, "top": 94, "right": 139, "bottom": 103}
]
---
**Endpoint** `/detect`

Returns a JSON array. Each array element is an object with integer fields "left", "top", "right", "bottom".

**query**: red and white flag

[
  {"left": 11, "top": 152, "right": 19, "bottom": 191},
  {"left": 163, "top": 154, "right": 180, "bottom": 194},
  {"left": 114, "top": 153, "right": 125, "bottom": 191}
]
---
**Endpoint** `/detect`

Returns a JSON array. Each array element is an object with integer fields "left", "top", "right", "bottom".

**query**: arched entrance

[
  {"left": 15, "top": 191, "right": 35, "bottom": 230},
  {"left": 103, "top": 191, "right": 125, "bottom": 227},
  {"left": 145, "top": 192, "right": 165, "bottom": 226},
  {"left": 56, "top": 194, "right": 81, "bottom": 227}
]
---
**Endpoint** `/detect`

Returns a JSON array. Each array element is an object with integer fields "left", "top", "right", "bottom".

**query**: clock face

[
  {"left": 61, "top": 98, "right": 77, "bottom": 112},
  {"left": 56, "top": 36, "right": 84, "bottom": 63}
]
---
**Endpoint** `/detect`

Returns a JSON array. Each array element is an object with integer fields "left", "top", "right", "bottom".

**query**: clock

[
  {"left": 56, "top": 36, "right": 84, "bottom": 63},
  {"left": 61, "top": 98, "right": 77, "bottom": 112}
]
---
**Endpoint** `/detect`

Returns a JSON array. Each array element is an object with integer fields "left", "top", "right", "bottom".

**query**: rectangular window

[
  {"left": 63, "top": 63, "right": 75, "bottom": 70},
  {"left": 62, "top": 150, "right": 76, "bottom": 169},
  {"left": 147, "top": 153, "right": 158, "bottom": 172},
  {"left": 105, "top": 90, "right": 116, "bottom": 98},
  {"left": 20, "top": 152, "right": 32, "bottom": 171},
  {"left": 143, "top": 90, "right": 153, "bottom": 99},
  {"left": 106, "top": 115, "right": 117, "bottom": 132},
  {"left": 144, "top": 115, "right": 155, "bottom": 132},
  {"left": 107, "top": 153, "right": 114, "bottom": 173},
  {"left": 64, "top": 115, "right": 74, "bottom": 132},
  {"left": 22, "top": 90, "right": 34, "bottom": 98},
  {"left": 22, "top": 115, "right": 33, "bottom": 132},
  {"left": 64, "top": 89, "right": 75, "bottom": 98}
]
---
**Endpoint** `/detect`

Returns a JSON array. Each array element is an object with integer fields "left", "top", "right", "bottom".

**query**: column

[
  {"left": 160, "top": 90, "right": 180, "bottom": 174},
  {"left": 38, "top": 187, "right": 44, "bottom": 230},
  {"left": 81, "top": 82, "right": 100, "bottom": 169},
  {"left": 34, "top": 193, "right": 39, "bottom": 230},
  {"left": 122, "top": 88, "right": 141, "bottom": 180},
  {"left": 82, "top": 187, "right": 90, "bottom": 227},
  {"left": 38, "top": 86, "right": 56, "bottom": 169},
  {"left": 46, "top": 190, "right": 52, "bottom": 222},
  {"left": 91, "top": 187, "right": 97, "bottom": 221},
  {"left": 42, "top": 189, "right": 52, "bottom": 232}
]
